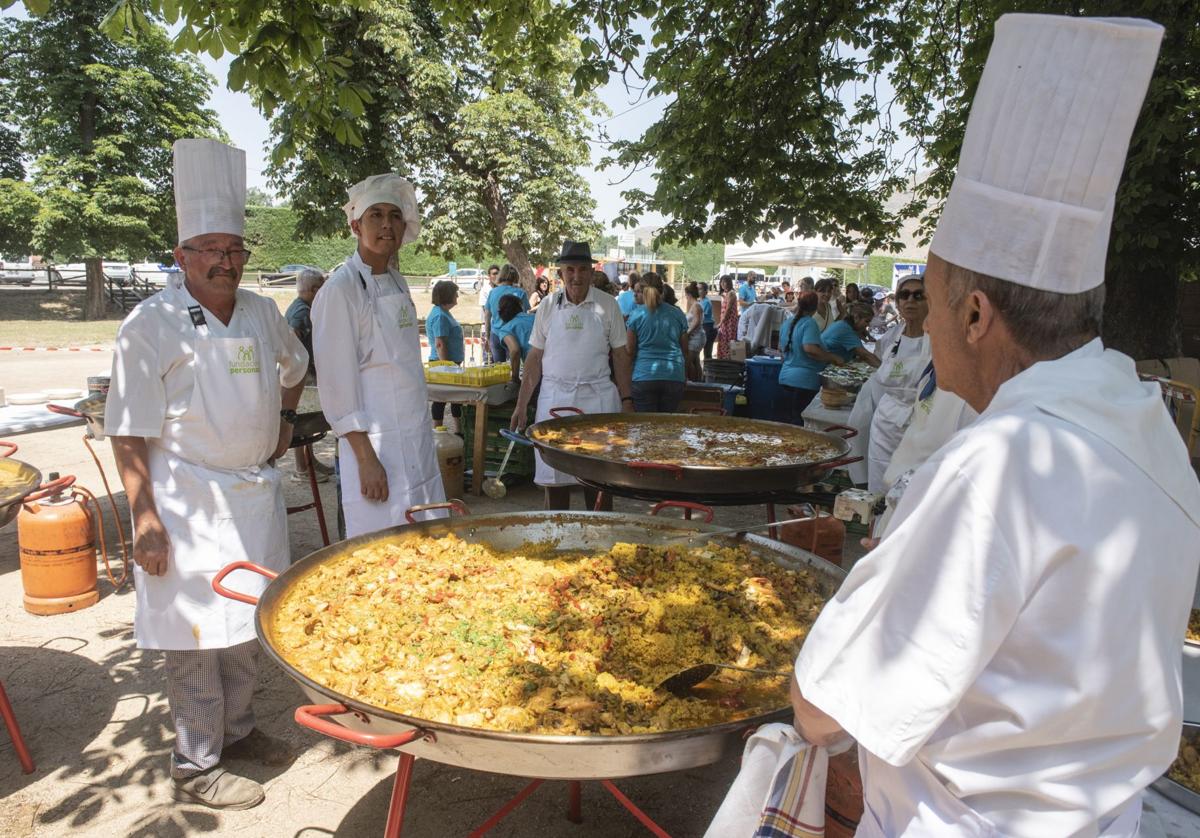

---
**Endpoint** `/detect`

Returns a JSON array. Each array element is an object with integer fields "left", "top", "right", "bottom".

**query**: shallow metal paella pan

[
  {"left": 518, "top": 412, "right": 858, "bottom": 501},
  {"left": 214, "top": 510, "right": 845, "bottom": 780},
  {"left": 1151, "top": 721, "right": 1200, "bottom": 814},
  {"left": 0, "top": 441, "right": 42, "bottom": 528}
]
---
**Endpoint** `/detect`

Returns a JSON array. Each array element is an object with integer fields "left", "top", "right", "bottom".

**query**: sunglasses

[{"left": 897, "top": 290, "right": 925, "bottom": 301}]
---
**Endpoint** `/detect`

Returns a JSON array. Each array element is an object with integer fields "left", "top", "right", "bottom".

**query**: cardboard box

[{"left": 728, "top": 340, "right": 748, "bottom": 361}]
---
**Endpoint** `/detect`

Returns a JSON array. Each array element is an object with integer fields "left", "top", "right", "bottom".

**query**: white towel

[{"left": 705, "top": 723, "right": 828, "bottom": 838}]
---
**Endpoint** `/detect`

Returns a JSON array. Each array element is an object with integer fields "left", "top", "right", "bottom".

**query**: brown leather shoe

[
  {"left": 222, "top": 728, "right": 296, "bottom": 767},
  {"left": 173, "top": 765, "right": 264, "bottom": 810}
]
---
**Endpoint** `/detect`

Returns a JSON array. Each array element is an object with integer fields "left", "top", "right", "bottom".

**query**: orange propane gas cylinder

[{"left": 17, "top": 473, "right": 99, "bottom": 615}]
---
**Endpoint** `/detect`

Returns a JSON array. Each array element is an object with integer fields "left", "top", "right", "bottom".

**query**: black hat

[{"left": 555, "top": 240, "right": 592, "bottom": 265}]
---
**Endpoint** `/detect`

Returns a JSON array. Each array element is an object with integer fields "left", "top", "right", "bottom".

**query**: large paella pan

[
  {"left": 0, "top": 442, "right": 42, "bottom": 528},
  {"left": 520, "top": 412, "right": 857, "bottom": 501},
  {"left": 216, "top": 511, "right": 845, "bottom": 780}
]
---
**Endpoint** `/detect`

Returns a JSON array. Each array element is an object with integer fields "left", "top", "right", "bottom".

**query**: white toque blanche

[
  {"left": 173, "top": 138, "right": 247, "bottom": 243},
  {"left": 343, "top": 173, "right": 422, "bottom": 245},
  {"left": 929, "top": 15, "right": 1163, "bottom": 294}
]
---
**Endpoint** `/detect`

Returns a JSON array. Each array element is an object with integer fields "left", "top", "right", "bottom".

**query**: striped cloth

[
  {"left": 705, "top": 723, "right": 828, "bottom": 838},
  {"left": 754, "top": 742, "right": 826, "bottom": 837}
]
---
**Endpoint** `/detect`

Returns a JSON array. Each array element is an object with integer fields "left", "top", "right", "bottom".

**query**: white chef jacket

[
  {"left": 795, "top": 339, "right": 1200, "bottom": 836},
  {"left": 106, "top": 277, "right": 308, "bottom": 439},
  {"left": 106, "top": 277, "right": 308, "bottom": 650}
]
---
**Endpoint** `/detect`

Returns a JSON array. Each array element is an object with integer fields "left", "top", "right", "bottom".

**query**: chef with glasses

[{"left": 846, "top": 273, "right": 931, "bottom": 491}]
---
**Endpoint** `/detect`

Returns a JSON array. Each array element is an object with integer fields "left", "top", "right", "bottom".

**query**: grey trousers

[{"left": 163, "top": 639, "right": 260, "bottom": 778}]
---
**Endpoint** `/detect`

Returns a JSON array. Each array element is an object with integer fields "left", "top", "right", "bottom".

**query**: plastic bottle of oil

[{"left": 432, "top": 427, "right": 465, "bottom": 500}]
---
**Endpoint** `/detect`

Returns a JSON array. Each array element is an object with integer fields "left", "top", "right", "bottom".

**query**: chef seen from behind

[
  {"left": 784, "top": 15, "right": 1200, "bottom": 836},
  {"left": 105, "top": 139, "right": 308, "bottom": 810},
  {"left": 311, "top": 174, "right": 447, "bottom": 538}
]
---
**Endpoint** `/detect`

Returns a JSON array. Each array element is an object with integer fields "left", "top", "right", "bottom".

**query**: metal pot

[
  {"left": 214, "top": 509, "right": 846, "bottom": 780},
  {"left": 0, "top": 442, "right": 42, "bottom": 528},
  {"left": 521, "top": 412, "right": 859, "bottom": 502},
  {"left": 46, "top": 396, "right": 107, "bottom": 440}
]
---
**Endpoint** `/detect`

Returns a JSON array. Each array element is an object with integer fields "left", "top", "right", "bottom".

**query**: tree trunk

[
  {"left": 1102, "top": 268, "right": 1181, "bottom": 361},
  {"left": 479, "top": 172, "right": 536, "bottom": 293},
  {"left": 84, "top": 257, "right": 106, "bottom": 320}
]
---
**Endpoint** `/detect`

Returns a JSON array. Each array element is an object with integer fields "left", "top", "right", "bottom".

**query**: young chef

[
  {"left": 846, "top": 273, "right": 931, "bottom": 490},
  {"left": 312, "top": 173, "right": 446, "bottom": 537},
  {"left": 509, "top": 240, "right": 634, "bottom": 510},
  {"left": 786, "top": 15, "right": 1200, "bottom": 835},
  {"left": 106, "top": 139, "right": 308, "bottom": 809}
]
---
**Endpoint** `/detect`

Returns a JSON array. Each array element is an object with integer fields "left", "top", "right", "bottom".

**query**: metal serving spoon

[
  {"left": 483, "top": 437, "right": 519, "bottom": 499},
  {"left": 657, "top": 663, "right": 791, "bottom": 697},
  {"left": 660, "top": 516, "right": 814, "bottom": 546}
]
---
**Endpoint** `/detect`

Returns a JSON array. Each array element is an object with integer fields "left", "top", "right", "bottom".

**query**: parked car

[
  {"left": 0, "top": 257, "right": 36, "bottom": 285},
  {"left": 433, "top": 267, "right": 486, "bottom": 293}
]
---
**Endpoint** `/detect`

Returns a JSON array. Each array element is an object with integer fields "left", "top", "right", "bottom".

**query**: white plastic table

[
  {"left": 0, "top": 401, "right": 86, "bottom": 437},
  {"left": 425, "top": 380, "right": 520, "bottom": 495}
]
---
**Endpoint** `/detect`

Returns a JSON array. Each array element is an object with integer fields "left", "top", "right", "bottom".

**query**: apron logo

[
  {"left": 397, "top": 307, "right": 416, "bottom": 329},
  {"left": 565, "top": 313, "right": 584, "bottom": 330},
  {"left": 229, "top": 344, "right": 261, "bottom": 375}
]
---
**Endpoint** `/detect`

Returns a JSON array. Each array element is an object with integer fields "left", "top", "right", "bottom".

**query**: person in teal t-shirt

[
  {"left": 625, "top": 273, "right": 688, "bottom": 412},
  {"left": 427, "top": 280, "right": 466, "bottom": 427},
  {"left": 738, "top": 272, "right": 758, "bottom": 311},
  {"left": 821, "top": 301, "right": 883, "bottom": 366},
  {"left": 779, "top": 291, "right": 849, "bottom": 425},
  {"left": 496, "top": 294, "right": 536, "bottom": 381},
  {"left": 487, "top": 264, "right": 530, "bottom": 361}
]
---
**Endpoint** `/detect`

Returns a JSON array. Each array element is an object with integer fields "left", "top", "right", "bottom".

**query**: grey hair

[
  {"left": 498, "top": 263, "right": 520, "bottom": 284},
  {"left": 944, "top": 262, "right": 1104, "bottom": 357},
  {"left": 297, "top": 269, "right": 325, "bottom": 292}
]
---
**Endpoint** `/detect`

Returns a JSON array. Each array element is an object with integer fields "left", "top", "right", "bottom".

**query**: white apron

[
  {"left": 847, "top": 328, "right": 929, "bottom": 490},
  {"left": 534, "top": 293, "right": 620, "bottom": 487},
  {"left": 339, "top": 268, "right": 444, "bottom": 537},
  {"left": 137, "top": 305, "right": 287, "bottom": 651}
]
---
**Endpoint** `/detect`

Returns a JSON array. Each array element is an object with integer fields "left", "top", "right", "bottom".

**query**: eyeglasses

[
  {"left": 897, "top": 290, "right": 925, "bottom": 301},
  {"left": 182, "top": 246, "right": 253, "bottom": 265}
]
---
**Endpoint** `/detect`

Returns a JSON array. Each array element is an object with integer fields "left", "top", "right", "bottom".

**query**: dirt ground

[{"left": 2, "top": 353, "right": 1197, "bottom": 838}]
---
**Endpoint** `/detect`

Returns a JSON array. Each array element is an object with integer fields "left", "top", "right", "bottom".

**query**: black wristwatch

[{"left": 280, "top": 409, "right": 298, "bottom": 424}]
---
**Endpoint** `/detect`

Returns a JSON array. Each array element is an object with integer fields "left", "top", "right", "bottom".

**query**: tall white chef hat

[
  {"left": 173, "top": 138, "right": 247, "bottom": 243},
  {"left": 929, "top": 14, "right": 1163, "bottom": 294},
  {"left": 343, "top": 174, "right": 421, "bottom": 246}
]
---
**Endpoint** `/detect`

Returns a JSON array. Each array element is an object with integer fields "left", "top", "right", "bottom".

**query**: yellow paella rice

[
  {"left": 1187, "top": 609, "right": 1200, "bottom": 644},
  {"left": 1168, "top": 730, "right": 1200, "bottom": 794},
  {"left": 270, "top": 536, "right": 832, "bottom": 736}
]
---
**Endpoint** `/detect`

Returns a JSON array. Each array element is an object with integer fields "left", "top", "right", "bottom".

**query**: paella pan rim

[
  {"left": 254, "top": 511, "right": 845, "bottom": 748},
  {"left": 525, "top": 412, "right": 851, "bottom": 475}
]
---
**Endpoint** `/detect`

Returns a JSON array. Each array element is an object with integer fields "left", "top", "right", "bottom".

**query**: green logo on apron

[
  {"left": 397, "top": 307, "right": 416, "bottom": 329},
  {"left": 565, "top": 313, "right": 584, "bottom": 330},
  {"left": 229, "top": 344, "right": 261, "bottom": 374}
]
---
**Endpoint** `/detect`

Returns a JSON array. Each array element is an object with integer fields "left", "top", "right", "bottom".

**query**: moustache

[{"left": 207, "top": 266, "right": 238, "bottom": 280}]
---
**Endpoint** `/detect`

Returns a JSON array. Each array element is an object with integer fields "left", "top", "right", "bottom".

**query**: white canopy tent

[{"left": 724, "top": 232, "right": 867, "bottom": 269}]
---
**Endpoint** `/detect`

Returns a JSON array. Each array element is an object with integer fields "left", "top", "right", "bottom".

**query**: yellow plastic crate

[{"left": 424, "top": 361, "right": 511, "bottom": 387}]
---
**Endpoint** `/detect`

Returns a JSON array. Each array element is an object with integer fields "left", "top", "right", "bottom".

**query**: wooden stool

[
  {"left": 0, "top": 680, "right": 34, "bottom": 774},
  {"left": 287, "top": 412, "right": 332, "bottom": 547}
]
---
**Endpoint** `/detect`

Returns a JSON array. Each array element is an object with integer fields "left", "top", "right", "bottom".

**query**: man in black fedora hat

[{"left": 511, "top": 240, "right": 634, "bottom": 510}]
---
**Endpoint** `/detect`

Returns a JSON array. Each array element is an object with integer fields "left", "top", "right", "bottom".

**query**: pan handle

[
  {"left": 822, "top": 424, "right": 858, "bottom": 440},
  {"left": 294, "top": 703, "right": 432, "bottom": 749},
  {"left": 0, "top": 441, "right": 17, "bottom": 458},
  {"left": 212, "top": 561, "right": 278, "bottom": 606},
  {"left": 499, "top": 428, "right": 533, "bottom": 447},
  {"left": 628, "top": 461, "right": 684, "bottom": 480},
  {"left": 549, "top": 406, "right": 583, "bottom": 418},
  {"left": 649, "top": 501, "right": 715, "bottom": 523},
  {"left": 46, "top": 403, "right": 85, "bottom": 419},
  {"left": 405, "top": 500, "right": 469, "bottom": 524},
  {"left": 822, "top": 455, "right": 863, "bottom": 470},
  {"left": 24, "top": 474, "right": 76, "bottom": 503},
  {"left": 689, "top": 406, "right": 726, "bottom": 416}
]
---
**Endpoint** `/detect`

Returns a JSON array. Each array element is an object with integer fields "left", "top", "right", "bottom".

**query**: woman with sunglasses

[{"left": 847, "top": 274, "right": 932, "bottom": 491}]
